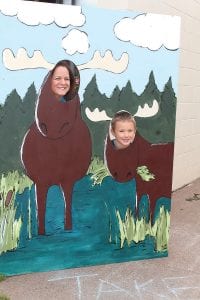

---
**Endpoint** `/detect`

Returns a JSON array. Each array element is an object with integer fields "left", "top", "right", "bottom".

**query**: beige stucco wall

[{"left": 87, "top": 0, "right": 200, "bottom": 191}]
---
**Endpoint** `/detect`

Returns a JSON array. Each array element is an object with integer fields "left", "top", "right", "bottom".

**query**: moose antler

[
  {"left": 85, "top": 100, "right": 159, "bottom": 122},
  {"left": 3, "top": 48, "right": 54, "bottom": 70},
  {"left": 78, "top": 50, "right": 129, "bottom": 73},
  {"left": 3, "top": 48, "right": 129, "bottom": 74},
  {"left": 134, "top": 100, "right": 159, "bottom": 117},
  {"left": 85, "top": 107, "right": 112, "bottom": 122}
]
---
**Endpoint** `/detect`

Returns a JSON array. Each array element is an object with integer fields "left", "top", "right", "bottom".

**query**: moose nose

[
  {"left": 40, "top": 122, "right": 48, "bottom": 135},
  {"left": 59, "top": 121, "right": 70, "bottom": 134},
  {"left": 113, "top": 170, "right": 133, "bottom": 182},
  {"left": 126, "top": 171, "right": 133, "bottom": 179}
]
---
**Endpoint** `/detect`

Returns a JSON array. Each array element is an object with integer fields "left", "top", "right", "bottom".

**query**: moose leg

[
  {"left": 60, "top": 182, "right": 73, "bottom": 230},
  {"left": 35, "top": 183, "right": 48, "bottom": 235}
]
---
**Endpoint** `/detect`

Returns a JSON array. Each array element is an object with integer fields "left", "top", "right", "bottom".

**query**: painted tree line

[
  {"left": 0, "top": 71, "right": 176, "bottom": 173},
  {"left": 0, "top": 84, "right": 36, "bottom": 174}
]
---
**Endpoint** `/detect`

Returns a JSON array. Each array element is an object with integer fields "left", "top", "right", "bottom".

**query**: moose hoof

[
  {"left": 38, "top": 228, "right": 45, "bottom": 235},
  {"left": 65, "top": 221, "right": 72, "bottom": 231}
]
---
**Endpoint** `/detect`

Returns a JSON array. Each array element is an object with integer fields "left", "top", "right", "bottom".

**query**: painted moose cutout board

[{"left": 0, "top": 1, "right": 181, "bottom": 275}]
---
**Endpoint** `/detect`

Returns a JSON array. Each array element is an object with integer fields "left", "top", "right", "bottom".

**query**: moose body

[
  {"left": 105, "top": 132, "right": 174, "bottom": 218},
  {"left": 21, "top": 72, "right": 92, "bottom": 235}
]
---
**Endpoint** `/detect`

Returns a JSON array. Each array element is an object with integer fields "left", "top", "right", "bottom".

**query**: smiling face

[
  {"left": 51, "top": 66, "right": 71, "bottom": 99},
  {"left": 111, "top": 120, "right": 136, "bottom": 149}
]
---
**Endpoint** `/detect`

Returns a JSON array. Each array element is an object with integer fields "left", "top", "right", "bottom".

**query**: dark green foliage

[
  {"left": 0, "top": 89, "right": 24, "bottom": 172},
  {"left": 82, "top": 75, "right": 106, "bottom": 110},
  {"left": 21, "top": 83, "right": 37, "bottom": 130},
  {"left": 137, "top": 76, "right": 176, "bottom": 143},
  {"left": 81, "top": 75, "right": 110, "bottom": 157},
  {"left": 112, "top": 81, "right": 139, "bottom": 114},
  {"left": 139, "top": 71, "right": 161, "bottom": 106},
  {"left": 135, "top": 72, "right": 162, "bottom": 141},
  {"left": 160, "top": 77, "right": 177, "bottom": 139},
  {"left": 0, "top": 84, "right": 37, "bottom": 173}
]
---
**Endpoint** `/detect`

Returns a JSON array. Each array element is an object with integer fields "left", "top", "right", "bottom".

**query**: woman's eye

[{"left": 53, "top": 77, "right": 70, "bottom": 81}]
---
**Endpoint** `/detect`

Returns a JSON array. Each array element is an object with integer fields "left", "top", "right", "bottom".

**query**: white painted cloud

[
  {"left": 0, "top": 0, "right": 85, "bottom": 27},
  {"left": 114, "top": 13, "right": 181, "bottom": 51},
  {"left": 62, "top": 29, "right": 89, "bottom": 55}
]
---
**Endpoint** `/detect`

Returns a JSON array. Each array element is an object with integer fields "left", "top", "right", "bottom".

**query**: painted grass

[
  {"left": 88, "top": 157, "right": 155, "bottom": 184},
  {"left": 88, "top": 157, "right": 170, "bottom": 252},
  {"left": 87, "top": 156, "right": 110, "bottom": 185},
  {"left": 0, "top": 171, "right": 32, "bottom": 254},
  {"left": 136, "top": 165, "right": 155, "bottom": 181},
  {"left": 116, "top": 206, "right": 170, "bottom": 252},
  {"left": 0, "top": 165, "right": 169, "bottom": 255}
]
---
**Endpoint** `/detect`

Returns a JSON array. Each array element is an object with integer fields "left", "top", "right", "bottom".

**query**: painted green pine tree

[
  {"left": 0, "top": 84, "right": 37, "bottom": 173},
  {"left": 82, "top": 74, "right": 108, "bottom": 110},
  {"left": 0, "top": 90, "right": 24, "bottom": 173},
  {"left": 81, "top": 75, "right": 110, "bottom": 158},
  {"left": 113, "top": 80, "right": 138, "bottom": 114},
  {"left": 139, "top": 71, "right": 161, "bottom": 106},
  {"left": 135, "top": 72, "right": 176, "bottom": 143},
  {"left": 160, "top": 77, "right": 177, "bottom": 141},
  {"left": 21, "top": 82, "right": 37, "bottom": 131}
]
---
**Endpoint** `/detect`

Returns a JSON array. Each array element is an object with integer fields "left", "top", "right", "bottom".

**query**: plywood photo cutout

[{"left": 0, "top": 1, "right": 181, "bottom": 275}]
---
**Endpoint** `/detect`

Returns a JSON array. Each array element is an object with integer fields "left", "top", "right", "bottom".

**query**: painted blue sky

[{"left": 0, "top": 1, "right": 181, "bottom": 104}]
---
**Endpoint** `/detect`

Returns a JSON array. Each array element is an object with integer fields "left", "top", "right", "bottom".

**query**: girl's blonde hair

[{"left": 111, "top": 110, "right": 136, "bottom": 131}]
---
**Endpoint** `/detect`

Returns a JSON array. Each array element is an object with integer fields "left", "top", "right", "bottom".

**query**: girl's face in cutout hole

[
  {"left": 111, "top": 120, "right": 136, "bottom": 149},
  {"left": 51, "top": 66, "right": 70, "bottom": 99}
]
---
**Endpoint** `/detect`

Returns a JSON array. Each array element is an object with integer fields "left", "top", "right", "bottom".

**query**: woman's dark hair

[{"left": 51, "top": 60, "right": 80, "bottom": 101}]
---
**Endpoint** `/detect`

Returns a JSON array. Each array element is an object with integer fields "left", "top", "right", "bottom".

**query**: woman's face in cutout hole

[
  {"left": 50, "top": 59, "right": 80, "bottom": 101},
  {"left": 51, "top": 66, "right": 71, "bottom": 99}
]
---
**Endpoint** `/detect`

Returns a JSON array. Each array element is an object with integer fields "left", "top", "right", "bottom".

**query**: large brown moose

[
  {"left": 21, "top": 64, "right": 92, "bottom": 235},
  {"left": 105, "top": 131, "right": 174, "bottom": 220}
]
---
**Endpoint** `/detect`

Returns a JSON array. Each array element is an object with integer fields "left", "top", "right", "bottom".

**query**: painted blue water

[{"left": 0, "top": 176, "right": 169, "bottom": 276}]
